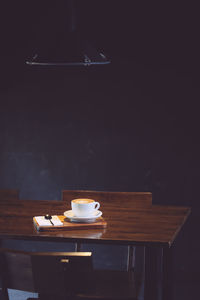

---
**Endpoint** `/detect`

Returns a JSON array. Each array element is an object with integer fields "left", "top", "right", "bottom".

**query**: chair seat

[
  {"left": 76, "top": 270, "right": 136, "bottom": 300},
  {"left": 27, "top": 270, "right": 136, "bottom": 300}
]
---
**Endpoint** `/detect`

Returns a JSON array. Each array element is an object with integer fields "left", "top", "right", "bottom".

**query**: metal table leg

[
  {"left": 144, "top": 245, "right": 173, "bottom": 300},
  {"left": 160, "top": 247, "right": 173, "bottom": 300},
  {"left": 75, "top": 242, "right": 81, "bottom": 252}
]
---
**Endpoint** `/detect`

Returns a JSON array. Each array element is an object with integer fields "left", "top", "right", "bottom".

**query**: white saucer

[{"left": 64, "top": 210, "right": 102, "bottom": 223}]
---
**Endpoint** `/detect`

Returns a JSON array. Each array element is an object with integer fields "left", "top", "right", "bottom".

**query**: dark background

[{"left": 0, "top": 1, "right": 200, "bottom": 298}]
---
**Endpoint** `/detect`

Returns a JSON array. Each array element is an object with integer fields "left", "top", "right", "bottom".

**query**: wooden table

[{"left": 0, "top": 191, "right": 190, "bottom": 300}]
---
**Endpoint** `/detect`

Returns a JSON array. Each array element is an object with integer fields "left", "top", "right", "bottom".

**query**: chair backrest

[
  {"left": 31, "top": 251, "right": 93, "bottom": 297},
  {"left": 0, "top": 248, "right": 34, "bottom": 293},
  {"left": 62, "top": 190, "right": 152, "bottom": 210},
  {"left": 0, "top": 189, "right": 19, "bottom": 202},
  {"left": 0, "top": 248, "right": 93, "bottom": 299}
]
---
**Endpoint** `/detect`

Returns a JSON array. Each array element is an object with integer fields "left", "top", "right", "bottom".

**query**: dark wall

[{"left": 0, "top": 0, "right": 200, "bottom": 280}]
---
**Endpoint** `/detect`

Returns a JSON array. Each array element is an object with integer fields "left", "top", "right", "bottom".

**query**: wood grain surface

[{"left": 0, "top": 191, "right": 190, "bottom": 247}]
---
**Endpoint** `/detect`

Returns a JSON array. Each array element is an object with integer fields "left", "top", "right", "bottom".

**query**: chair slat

[
  {"left": 62, "top": 190, "right": 152, "bottom": 208},
  {"left": 31, "top": 252, "right": 93, "bottom": 297},
  {"left": 0, "top": 189, "right": 19, "bottom": 202}
]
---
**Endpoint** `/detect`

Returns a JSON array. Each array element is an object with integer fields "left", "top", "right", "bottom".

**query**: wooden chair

[
  {"left": 0, "top": 248, "right": 137, "bottom": 300},
  {"left": 0, "top": 189, "right": 20, "bottom": 249},
  {"left": 0, "top": 189, "right": 19, "bottom": 202},
  {"left": 0, "top": 248, "right": 34, "bottom": 300},
  {"left": 31, "top": 252, "right": 137, "bottom": 300}
]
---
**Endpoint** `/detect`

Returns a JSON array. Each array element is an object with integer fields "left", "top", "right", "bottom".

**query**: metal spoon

[{"left": 45, "top": 214, "right": 54, "bottom": 226}]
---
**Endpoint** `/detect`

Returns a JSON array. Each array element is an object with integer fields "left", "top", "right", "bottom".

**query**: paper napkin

[
  {"left": 35, "top": 216, "right": 63, "bottom": 227},
  {"left": 51, "top": 215, "right": 63, "bottom": 226}
]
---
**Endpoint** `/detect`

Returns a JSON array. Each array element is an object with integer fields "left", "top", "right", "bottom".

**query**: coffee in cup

[{"left": 71, "top": 198, "right": 100, "bottom": 217}]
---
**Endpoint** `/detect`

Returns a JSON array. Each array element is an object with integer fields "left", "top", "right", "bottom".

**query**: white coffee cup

[{"left": 71, "top": 198, "right": 100, "bottom": 217}]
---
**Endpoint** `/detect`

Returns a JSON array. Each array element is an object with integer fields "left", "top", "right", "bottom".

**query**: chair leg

[
  {"left": 127, "top": 245, "right": 135, "bottom": 272},
  {"left": 75, "top": 243, "right": 81, "bottom": 252},
  {"left": 0, "top": 287, "right": 9, "bottom": 300}
]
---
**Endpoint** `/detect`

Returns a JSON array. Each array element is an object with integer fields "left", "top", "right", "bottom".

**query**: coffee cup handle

[{"left": 94, "top": 202, "right": 100, "bottom": 210}]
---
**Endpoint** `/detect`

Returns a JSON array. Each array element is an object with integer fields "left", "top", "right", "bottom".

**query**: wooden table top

[{"left": 0, "top": 192, "right": 190, "bottom": 247}]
